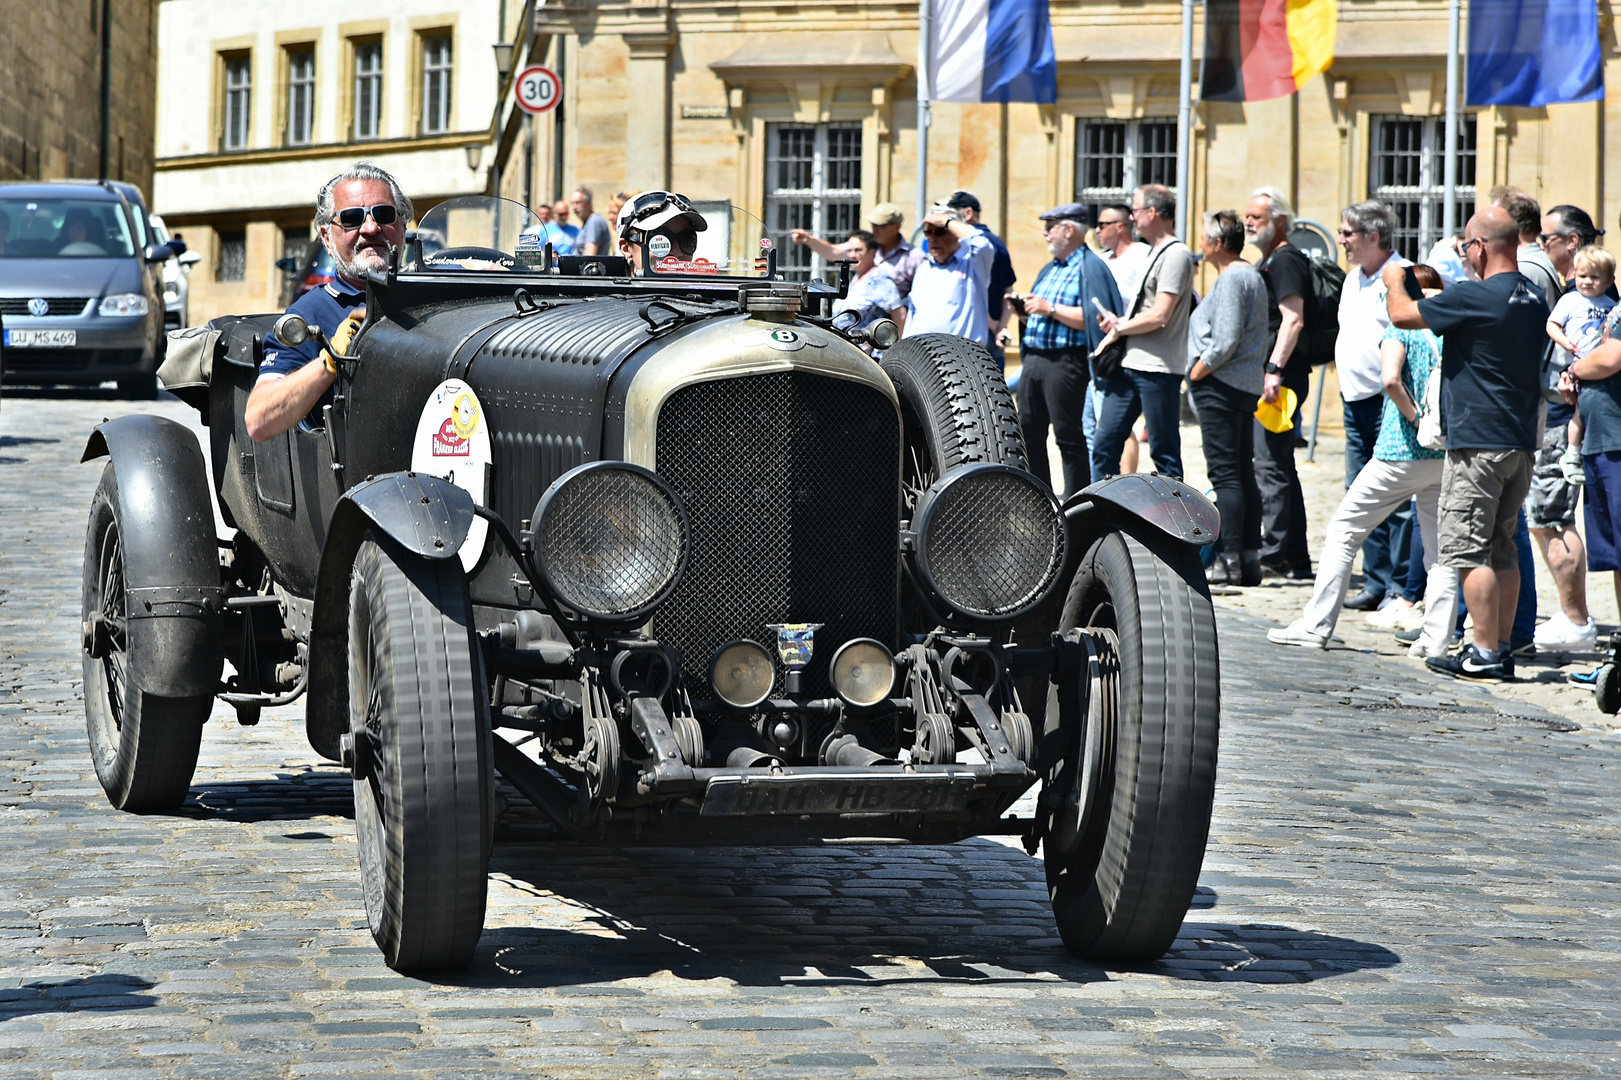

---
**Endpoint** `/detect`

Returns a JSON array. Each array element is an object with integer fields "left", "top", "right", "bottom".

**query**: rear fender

[
  {"left": 305, "top": 472, "right": 475, "bottom": 759},
  {"left": 82, "top": 415, "right": 224, "bottom": 697}
]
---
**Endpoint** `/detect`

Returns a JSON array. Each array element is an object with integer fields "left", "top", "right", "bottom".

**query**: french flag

[{"left": 929, "top": 0, "right": 1058, "bottom": 104}]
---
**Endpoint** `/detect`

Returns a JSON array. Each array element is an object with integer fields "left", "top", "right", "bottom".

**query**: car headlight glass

[
  {"left": 710, "top": 640, "right": 775, "bottom": 709},
  {"left": 98, "top": 293, "right": 150, "bottom": 317},
  {"left": 532, "top": 461, "right": 688, "bottom": 621},
  {"left": 912, "top": 464, "right": 1066, "bottom": 622},
  {"left": 829, "top": 638, "right": 896, "bottom": 708},
  {"left": 162, "top": 282, "right": 181, "bottom": 303}
]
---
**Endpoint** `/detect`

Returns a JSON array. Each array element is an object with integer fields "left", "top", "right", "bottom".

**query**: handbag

[
  {"left": 1091, "top": 242, "right": 1175, "bottom": 381},
  {"left": 1416, "top": 354, "right": 1446, "bottom": 451}
]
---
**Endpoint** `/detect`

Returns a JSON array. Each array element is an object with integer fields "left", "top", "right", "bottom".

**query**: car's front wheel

[
  {"left": 1043, "top": 523, "right": 1220, "bottom": 961},
  {"left": 348, "top": 533, "right": 491, "bottom": 973}
]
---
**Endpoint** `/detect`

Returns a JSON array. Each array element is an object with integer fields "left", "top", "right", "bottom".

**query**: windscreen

[
  {"left": 412, "top": 196, "right": 548, "bottom": 272},
  {"left": 0, "top": 198, "right": 135, "bottom": 259}
]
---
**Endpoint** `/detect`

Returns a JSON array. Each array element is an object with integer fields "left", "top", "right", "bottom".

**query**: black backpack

[{"left": 1300, "top": 255, "right": 1346, "bottom": 366}]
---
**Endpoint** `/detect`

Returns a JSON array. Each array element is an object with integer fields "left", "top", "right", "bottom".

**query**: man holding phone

[
  {"left": 1008, "top": 203, "right": 1123, "bottom": 495},
  {"left": 1383, "top": 206, "right": 1549, "bottom": 680}
]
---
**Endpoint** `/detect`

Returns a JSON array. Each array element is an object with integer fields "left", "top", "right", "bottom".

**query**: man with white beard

[{"left": 246, "top": 163, "right": 411, "bottom": 442}]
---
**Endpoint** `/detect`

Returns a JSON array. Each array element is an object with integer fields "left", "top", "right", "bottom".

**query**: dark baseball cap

[
  {"left": 946, "top": 190, "right": 981, "bottom": 212},
  {"left": 1039, "top": 202, "right": 1090, "bottom": 226}
]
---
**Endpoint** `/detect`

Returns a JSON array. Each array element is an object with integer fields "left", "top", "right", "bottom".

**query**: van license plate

[{"left": 4, "top": 330, "right": 76, "bottom": 347}]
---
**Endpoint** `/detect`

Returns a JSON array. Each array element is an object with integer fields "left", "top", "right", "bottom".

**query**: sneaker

[
  {"left": 1367, "top": 599, "right": 1422, "bottom": 629},
  {"left": 1532, "top": 612, "right": 1599, "bottom": 650},
  {"left": 1267, "top": 622, "right": 1328, "bottom": 649},
  {"left": 1426, "top": 644, "right": 1508, "bottom": 680},
  {"left": 1569, "top": 665, "right": 1605, "bottom": 686},
  {"left": 1505, "top": 638, "right": 1537, "bottom": 659},
  {"left": 1407, "top": 638, "right": 1449, "bottom": 660},
  {"left": 1394, "top": 626, "right": 1422, "bottom": 645},
  {"left": 1342, "top": 587, "right": 1384, "bottom": 612}
]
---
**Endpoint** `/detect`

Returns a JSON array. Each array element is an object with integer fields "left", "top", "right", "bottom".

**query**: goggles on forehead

[{"left": 332, "top": 203, "right": 399, "bottom": 230}]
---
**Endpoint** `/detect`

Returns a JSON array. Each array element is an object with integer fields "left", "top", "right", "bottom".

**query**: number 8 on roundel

[{"left": 514, "top": 65, "right": 561, "bottom": 115}]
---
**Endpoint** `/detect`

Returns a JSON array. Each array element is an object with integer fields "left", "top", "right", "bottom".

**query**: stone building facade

[{"left": 0, "top": 0, "right": 160, "bottom": 193}]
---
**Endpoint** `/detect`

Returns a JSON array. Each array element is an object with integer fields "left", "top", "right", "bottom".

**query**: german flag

[{"left": 1200, "top": 0, "right": 1337, "bottom": 102}]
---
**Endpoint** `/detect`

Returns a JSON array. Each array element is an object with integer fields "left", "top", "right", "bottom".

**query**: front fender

[
  {"left": 304, "top": 472, "right": 475, "bottom": 760},
  {"left": 1064, "top": 473, "right": 1220, "bottom": 552},
  {"left": 82, "top": 415, "right": 223, "bottom": 698}
]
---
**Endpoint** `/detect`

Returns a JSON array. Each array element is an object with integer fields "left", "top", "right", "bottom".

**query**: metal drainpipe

[{"left": 98, "top": 0, "right": 112, "bottom": 180}]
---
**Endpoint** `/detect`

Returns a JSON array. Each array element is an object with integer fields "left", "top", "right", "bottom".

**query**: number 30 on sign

[{"left": 514, "top": 65, "right": 561, "bottom": 115}]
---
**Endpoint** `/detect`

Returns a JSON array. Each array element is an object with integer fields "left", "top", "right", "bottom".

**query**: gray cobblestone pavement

[{"left": 3, "top": 393, "right": 1621, "bottom": 1077}]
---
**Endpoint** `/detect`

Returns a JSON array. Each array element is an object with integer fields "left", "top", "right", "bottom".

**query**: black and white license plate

[
  {"left": 701, "top": 774, "right": 976, "bottom": 816},
  {"left": 4, "top": 329, "right": 76, "bottom": 348}
]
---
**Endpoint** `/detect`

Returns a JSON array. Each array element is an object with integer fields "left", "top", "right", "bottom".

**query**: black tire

[
  {"left": 1596, "top": 663, "right": 1621, "bottom": 714},
  {"left": 1044, "top": 525, "right": 1219, "bottom": 962},
  {"left": 81, "top": 464, "right": 210, "bottom": 811},
  {"left": 880, "top": 333, "right": 1026, "bottom": 513},
  {"left": 348, "top": 534, "right": 492, "bottom": 973}
]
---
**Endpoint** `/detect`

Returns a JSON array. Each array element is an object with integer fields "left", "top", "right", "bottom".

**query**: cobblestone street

[{"left": 2, "top": 393, "right": 1620, "bottom": 1077}]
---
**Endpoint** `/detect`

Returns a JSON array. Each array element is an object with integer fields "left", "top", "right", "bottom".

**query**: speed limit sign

[{"left": 514, "top": 65, "right": 561, "bottom": 115}]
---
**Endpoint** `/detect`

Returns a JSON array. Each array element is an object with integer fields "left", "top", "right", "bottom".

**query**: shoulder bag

[{"left": 1091, "top": 241, "right": 1175, "bottom": 381}]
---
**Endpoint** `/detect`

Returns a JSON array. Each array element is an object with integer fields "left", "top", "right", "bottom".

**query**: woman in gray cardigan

[{"left": 1187, "top": 209, "right": 1270, "bottom": 586}]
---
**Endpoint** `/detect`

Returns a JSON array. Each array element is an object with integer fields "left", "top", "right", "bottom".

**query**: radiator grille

[
  {"left": 0, "top": 297, "right": 91, "bottom": 316},
  {"left": 654, "top": 371, "right": 900, "bottom": 702}
]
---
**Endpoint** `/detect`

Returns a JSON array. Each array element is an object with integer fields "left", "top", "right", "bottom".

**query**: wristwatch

[{"left": 1264, "top": 362, "right": 1284, "bottom": 375}]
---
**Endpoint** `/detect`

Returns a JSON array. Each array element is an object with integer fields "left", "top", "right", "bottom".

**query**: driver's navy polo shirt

[{"left": 256, "top": 277, "right": 366, "bottom": 383}]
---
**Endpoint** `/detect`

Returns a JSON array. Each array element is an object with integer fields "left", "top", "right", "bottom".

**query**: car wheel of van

[
  {"left": 880, "top": 333, "right": 1026, "bottom": 514},
  {"left": 1043, "top": 524, "right": 1219, "bottom": 962},
  {"left": 117, "top": 375, "right": 159, "bottom": 400},
  {"left": 81, "top": 464, "right": 210, "bottom": 811},
  {"left": 348, "top": 533, "right": 492, "bottom": 973}
]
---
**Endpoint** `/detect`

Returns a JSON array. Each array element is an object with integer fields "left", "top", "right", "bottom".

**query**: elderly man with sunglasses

[
  {"left": 901, "top": 203, "right": 995, "bottom": 345},
  {"left": 245, "top": 163, "right": 411, "bottom": 442}
]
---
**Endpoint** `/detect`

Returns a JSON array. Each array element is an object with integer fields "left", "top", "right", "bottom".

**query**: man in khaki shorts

[{"left": 1383, "top": 206, "right": 1550, "bottom": 679}]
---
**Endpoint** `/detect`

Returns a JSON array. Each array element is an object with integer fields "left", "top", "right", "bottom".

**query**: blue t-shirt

[
  {"left": 258, "top": 277, "right": 367, "bottom": 382},
  {"left": 1375, "top": 327, "right": 1444, "bottom": 462},
  {"left": 1417, "top": 271, "right": 1549, "bottom": 452}
]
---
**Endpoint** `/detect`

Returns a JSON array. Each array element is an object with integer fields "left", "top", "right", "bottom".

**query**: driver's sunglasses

[
  {"left": 658, "top": 228, "right": 699, "bottom": 255},
  {"left": 333, "top": 203, "right": 399, "bottom": 230}
]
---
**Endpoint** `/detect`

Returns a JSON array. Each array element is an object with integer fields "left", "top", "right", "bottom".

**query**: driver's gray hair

[
  {"left": 1250, "top": 185, "right": 1294, "bottom": 225},
  {"left": 316, "top": 162, "right": 414, "bottom": 229}
]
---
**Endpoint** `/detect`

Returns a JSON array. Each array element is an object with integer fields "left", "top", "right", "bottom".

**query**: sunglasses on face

[
  {"left": 1338, "top": 227, "right": 1364, "bottom": 238},
  {"left": 333, "top": 203, "right": 399, "bottom": 230},
  {"left": 1539, "top": 231, "right": 1570, "bottom": 244},
  {"left": 923, "top": 226, "right": 951, "bottom": 237},
  {"left": 655, "top": 228, "right": 699, "bottom": 255}
]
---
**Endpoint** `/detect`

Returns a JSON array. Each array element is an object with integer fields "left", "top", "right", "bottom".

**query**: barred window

[
  {"left": 1074, "top": 120, "right": 1177, "bottom": 225},
  {"left": 216, "top": 230, "right": 246, "bottom": 283},
  {"left": 286, "top": 47, "right": 315, "bottom": 146},
  {"left": 353, "top": 40, "right": 383, "bottom": 140},
  {"left": 763, "top": 122, "right": 863, "bottom": 283},
  {"left": 421, "top": 34, "right": 452, "bottom": 135},
  {"left": 1369, "top": 115, "right": 1477, "bottom": 262},
  {"left": 221, "top": 54, "right": 252, "bottom": 152}
]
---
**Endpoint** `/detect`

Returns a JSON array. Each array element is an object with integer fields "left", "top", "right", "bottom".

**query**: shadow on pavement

[
  {"left": 425, "top": 843, "right": 1399, "bottom": 990},
  {"left": 173, "top": 769, "right": 355, "bottom": 822},
  {"left": 0, "top": 975, "right": 158, "bottom": 1017}
]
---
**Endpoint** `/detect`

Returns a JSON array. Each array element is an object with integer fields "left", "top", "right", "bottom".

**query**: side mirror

[
  {"left": 274, "top": 256, "right": 299, "bottom": 273},
  {"left": 143, "top": 243, "right": 172, "bottom": 263},
  {"left": 178, "top": 251, "right": 202, "bottom": 267},
  {"left": 273, "top": 312, "right": 312, "bottom": 346}
]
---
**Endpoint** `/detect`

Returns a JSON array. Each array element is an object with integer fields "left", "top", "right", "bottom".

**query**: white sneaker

[
  {"left": 1366, "top": 599, "right": 1422, "bottom": 629},
  {"left": 1533, "top": 612, "right": 1599, "bottom": 650},
  {"left": 1268, "top": 622, "right": 1328, "bottom": 648},
  {"left": 1408, "top": 638, "right": 1450, "bottom": 660}
]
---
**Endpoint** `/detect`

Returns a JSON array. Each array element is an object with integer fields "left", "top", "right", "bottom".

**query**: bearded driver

[
  {"left": 244, "top": 163, "right": 412, "bottom": 442},
  {"left": 616, "top": 190, "right": 707, "bottom": 274}
]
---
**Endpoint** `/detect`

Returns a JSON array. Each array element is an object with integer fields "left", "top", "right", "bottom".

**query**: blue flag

[{"left": 1467, "top": 0, "right": 1603, "bottom": 107}]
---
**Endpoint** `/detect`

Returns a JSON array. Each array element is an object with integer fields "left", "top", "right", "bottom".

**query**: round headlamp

[
  {"left": 710, "top": 640, "right": 775, "bottom": 710},
  {"left": 829, "top": 638, "right": 897, "bottom": 708},
  {"left": 910, "top": 463, "right": 1066, "bottom": 623},
  {"left": 531, "top": 461, "right": 689, "bottom": 622}
]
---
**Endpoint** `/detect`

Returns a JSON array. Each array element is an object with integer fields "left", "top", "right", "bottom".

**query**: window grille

[
  {"left": 286, "top": 47, "right": 315, "bottom": 146},
  {"left": 217, "top": 231, "right": 246, "bottom": 282},
  {"left": 353, "top": 41, "right": 383, "bottom": 140},
  {"left": 222, "top": 55, "right": 251, "bottom": 152},
  {"left": 1369, "top": 115, "right": 1477, "bottom": 262},
  {"left": 1074, "top": 120, "right": 1178, "bottom": 225},
  {"left": 421, "top": 35, "right": 452, "bottom": 135},
  {"left": 763, "top": 122, "right": 863, "bottom": 283}
]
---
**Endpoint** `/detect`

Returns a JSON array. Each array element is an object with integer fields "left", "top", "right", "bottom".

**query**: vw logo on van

[{"left": 27, "top": 298, "right": 48, "bottom": 317}]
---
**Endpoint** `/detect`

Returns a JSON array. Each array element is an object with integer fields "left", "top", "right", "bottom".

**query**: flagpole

[
  {"left": 1443, "top": 0, "right": 1460, "bottom": 240},
  {"left": 917, "top": 0, "right": 933, "bottom": 231},
  {"left": 1175, "top": 0, "right": 1194, "bottom": 242}
]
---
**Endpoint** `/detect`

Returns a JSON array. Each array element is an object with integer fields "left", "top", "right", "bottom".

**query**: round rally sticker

[
  {"left": 648, "top": 234, "right": 672, "bottom": 258},
  {"left": 410, "top": 380, "right": 492, "bottom": 573}
]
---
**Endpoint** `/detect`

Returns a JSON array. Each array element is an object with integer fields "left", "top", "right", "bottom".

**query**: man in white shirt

[
  {"left": 1095, "top": 202, "right": 1149, "bottom": 299},
  {"left": 1335, "top": 201, "right": 1414, "bottom": 614},
  {"left": 901, "top": 204, "right": 995, "bottom": 344}
]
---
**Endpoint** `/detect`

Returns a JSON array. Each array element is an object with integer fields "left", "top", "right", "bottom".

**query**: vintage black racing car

[{"left": 80, "top": 197, "right": 1220, "bottom": 973}]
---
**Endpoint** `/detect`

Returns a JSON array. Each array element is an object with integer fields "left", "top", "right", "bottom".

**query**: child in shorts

[{"left": 1548, "top": 246, "right": 1618, "bottom": 484}]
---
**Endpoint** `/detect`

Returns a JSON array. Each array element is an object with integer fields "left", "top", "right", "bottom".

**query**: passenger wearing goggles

[
  {"left": 616, "top": 190, "right": 707, "bottom": 274},
  {"left": 246, "top": 163, "right": 412, "bottom": 441}
]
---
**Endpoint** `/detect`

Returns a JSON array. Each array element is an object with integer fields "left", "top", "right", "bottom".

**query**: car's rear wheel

[
  {"left": 1043, "top": 524, "right": 1219, "bottom": 962},
  {"left": 81, "top": 465, "right": 210, "bottom": 811},
  {"left": 348, "top": 533, "right": 491, "bottom": 973}
]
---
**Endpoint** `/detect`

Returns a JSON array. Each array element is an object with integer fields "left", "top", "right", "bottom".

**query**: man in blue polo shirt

[
  {"left": 244, "top": 163, "right": 412, "bottom": 442},
  {"left": 1011, "top": 203, "right": 1123, "bottom": 495}
]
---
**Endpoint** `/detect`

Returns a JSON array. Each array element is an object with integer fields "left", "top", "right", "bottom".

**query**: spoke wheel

[
  {"left": 81, "top": 464, "right": 208, "bottom": 811},
  {"left": 1043, "top": 526, "right": 1220, "bottom": 962},
  {"left": 348, "top": 534, "right": 491, "bottom": 973}
]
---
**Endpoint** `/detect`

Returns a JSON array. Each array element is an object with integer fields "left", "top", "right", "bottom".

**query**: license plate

[
  {"left": 700, "top": 774, "right": 976, "bottom": 816},
  {"left": 4, "top": 329, "right": 76, "bottom": 348}
]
